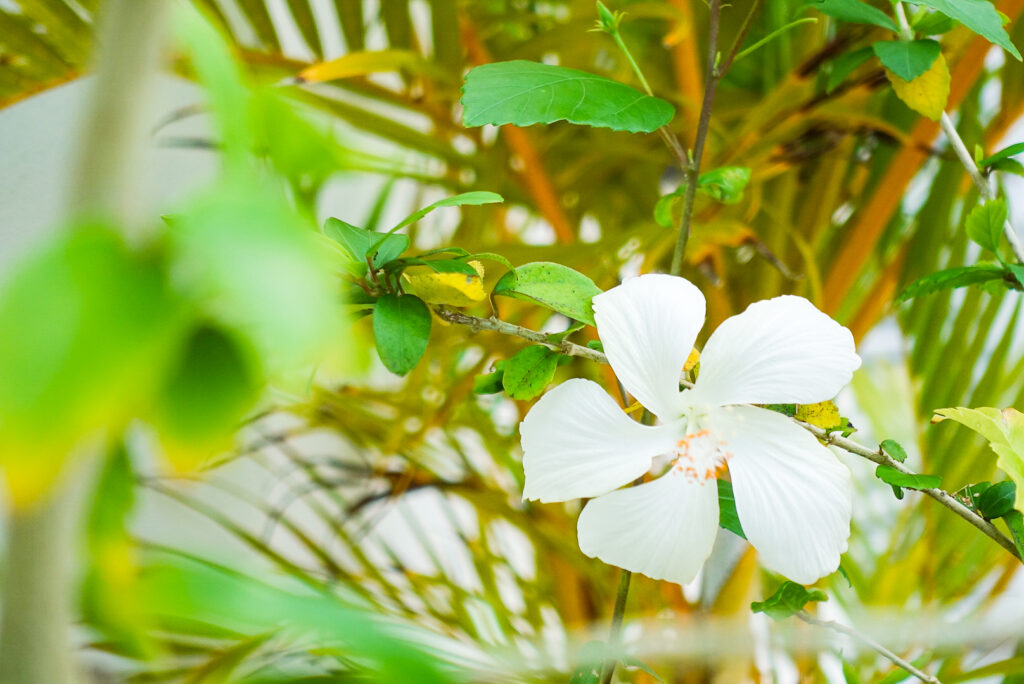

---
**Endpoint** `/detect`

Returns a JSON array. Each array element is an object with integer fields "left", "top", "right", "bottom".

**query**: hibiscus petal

[
  {"left": 690, "top": 295, "right": 860, "bottom": 407},
  {"left": 577, "top": 470, "right": 719, "bottom": 585},
  {"left": 714, "top": 405, "right": 852, "bottom": 584},
  {"left": 521, "top": 379, "right": 679, "bottom": 502},
  {"left": 593, "top": 274, "right": 705, "bottom": 420}
]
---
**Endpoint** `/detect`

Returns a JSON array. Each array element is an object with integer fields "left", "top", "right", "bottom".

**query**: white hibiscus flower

[{"left": 520, "top": 274, "right": 861, "bottom": 585}]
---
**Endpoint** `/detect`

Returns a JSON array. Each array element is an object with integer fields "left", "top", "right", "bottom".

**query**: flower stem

[
  {"left": 598, "top": 568, "right": 633, "bottom": 684},
  {"left": 670, "top": 0, "right": 722, "bottom": 276}
]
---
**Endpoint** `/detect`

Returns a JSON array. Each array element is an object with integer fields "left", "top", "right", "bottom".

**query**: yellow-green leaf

[
  {"left": 885, "top": 53, "right": 950, "bottom": 121},
  {"left": 402, "top": 261, "right": 486, "bottom": 307},
  {"left": 934, "top": 407, "right": 1024, "bottom": 513},
  {"left": 795, "top": 400, "right": 842, "bottom": 430}
]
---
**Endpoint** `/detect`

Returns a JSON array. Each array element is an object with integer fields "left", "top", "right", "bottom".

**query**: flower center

[{"left": 670, "top": 429, "right": 729, "bottom": 484}]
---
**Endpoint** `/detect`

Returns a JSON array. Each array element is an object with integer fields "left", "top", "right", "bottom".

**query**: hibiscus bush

[{"left": 1, "top": 0, "right": 1024, "bottom": 682}]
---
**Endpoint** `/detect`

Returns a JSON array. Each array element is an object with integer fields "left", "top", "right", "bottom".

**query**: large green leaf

[
  {"left": 872, "top": 40, "right": 941, "bottom": 82},
  {"left": 493, "top": 262, "right": 603, "bottom": 325},
  {"left": 910, "top": 0, "right": 1021, "bottom": 60},
  {"left": 812, "top": 0, "right": 898, "bottom": 31},
  {"left": 461, "top": 61, "right": 675, "bottom": 133},
  {"left": 934, "top": 407, "right": 1024, "bottom": 512}
]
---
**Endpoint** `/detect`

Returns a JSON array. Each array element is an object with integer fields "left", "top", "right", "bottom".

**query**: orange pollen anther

[{"left": 671, "top": 429, "right": 730, "bottom": 484}]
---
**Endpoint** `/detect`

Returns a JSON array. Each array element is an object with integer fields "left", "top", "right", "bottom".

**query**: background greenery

[{"left": 1, "top": 0, "right": 1024, "bottom": 681}]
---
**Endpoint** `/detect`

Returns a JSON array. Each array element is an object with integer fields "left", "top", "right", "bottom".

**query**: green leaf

[
  {"left": 461, "top": 60, "right": 675, "bottom": 133},
  {"left": 880, "top": 439, "right": 908, "bottom": 463},
  {"left": 82, "top": 441, "right": 150, "bottom": 657},
  {"left": 1005, "top": 510, "right": 1024, "bottom": 559},
  {"left": 717, "top": 479, "right": 746, "bottom": 539},
  {"left": 389, "top": 191, "right": 504, "bottom": 232},
  {"left": 654, "top": 187, "right": 686, "bottom": 228},
  {"left": 896, "top": 264, "right": 1011, "bottom": 301},
  {"left": 965, "top": 199, "right": 1007, "bottom": 253},
  {"left": 1009, "top": 263, "right": 1024, "bottom": 289},
  {"left": 871, "top": 39, "right": 941, "bottom": 82},
  {"left": 751, "top": 582, "right": 827, "bottom": 621},
  {"left": 826, "top": 46, "right": 875, "bottom": 93},
  {"left": 990, "top": 158, "right": 1024, "bottom": 177},
  {"left": 764, "top": 403, "right": 797, "bottom": 417},
  {"left": 934, "top": 407, "right": 1024, "bottom": 513},
  {"left": 501, "top": 346, "right": 559, "bottom": 400},
  {"left": 373, "top": 294, "right": 431, "bottom": 375},
  {"left": 811, "top": 0, "right": 898, "bottom": 31},
  {"left": 622, "top": 655, "right": 663, "bottom": 681},
  {"left": 568, "top": 641, "right": 605, "bottom": 684},
  {"left": 909, "top": 0, "right": 1021, "bottom": 60},
  {"left": 698, "top": 166, "right": 751, "bottom": 204},
  {"left": 325, "top": 217, "right": 409, "bottom": 270},
  {"left": 875, "top": 464, "right": 942, "bottom": 490},
  {"left": 912, "top": 10, "right": 957, "bottom": 34},
  {"left": 0, "top": 226, "right": 182, "bottom": 505},
  {"left": 149, "top": 325, "right": 260, "bottom": 470},
  {"left": 493, "top": 262, "right": 603, "bottom": 325},
  {"left": 472, "top": 361, "right": 506, "bottom": 395},
  {"left": 980, "top": 141, "right": 1024, "bottom": 166},
  {"left": 977, "top": 480, "right": 1016, "bottom": 519}
]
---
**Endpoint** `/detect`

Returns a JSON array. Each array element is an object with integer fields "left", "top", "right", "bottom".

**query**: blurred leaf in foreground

[{"left": 0, "top": 226, "right": 182, "bottom": 505}]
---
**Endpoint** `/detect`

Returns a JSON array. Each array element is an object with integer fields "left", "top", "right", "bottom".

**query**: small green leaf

[
  {"left": 1009, "top": 263, "right": 1024, "bottom": 289},
  {"left": 964, "top": 199, "right": 1007, "bottom": 253},
  {"left": 372, "top": 294, "right": 431, "bottom": 375},
  {"left": 1005, "top": 510, "right": 1024, "bottom": 559},
  {"left": 764, "top": 403, "right": 797, "bottom": 417},
  {"left": 872, "top": 40, "right": 941, "bottom": 82},
  {"left": 568, "top": 641, "right": 605, "bottom": 684},
  {"left": 502, "top": 346, "right": 559, "bottom": 400},
  {"left": 493, "top": 262, "right": 603, "bottom": 325},
  {"left": 880, "top": 439, "right": 908, "bottom": 463},
  {"left": 389, "top": 191, "right": 504, "bottom": 232},
  {"left": 989, "top": 158, "right": 1024, "bottom": 177},
  {"left": 812, "top": 0, "right": 898, "bottom": 31},
  {"left": 698, "top": 166, "right": 751, "bottom": 204},
  {"left": 621, "top": 655, "right": 663, "bottom": 681},
  {"left": 751, "top": 582, "right": 827, "bottom": 621},
  {"left": 896, "top": 264, "right": 1011, "bottom": 301},
  {"left": 472, "top": 361, "right": 506, "bottom": 395},
  {"left": 977, "top": 481, "right": 1016, "bottom": 519},
  {"left": 717, "top": 479, "right": 746, "bottom": 539},
  {"left": 980, "top": 141, "right": 1024, "bottom": 166},
  {"left": 875, "top": 465, "right": 942, "bottom": 490},
  {"left": 826, "top": 46, "right": 875, "bottom": 93},
  {"left": 325, "top": 217, "right": 409, "bottom": 271},
  {"left": 461, "top": 61, "right": 675, "bottom": 133},
  {"left": 910, "top": 0, "right": 1021, "bottom": 60}
]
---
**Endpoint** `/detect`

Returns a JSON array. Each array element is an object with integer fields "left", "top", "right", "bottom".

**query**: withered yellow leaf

[
  {"left": 885, "top": 53, "right": 950, "bottom": 121},
  {"left": 795, "top": 400, "right": 842, "bottom": 430},
  {"left": 293, "top": 50, "right": 429, "bottom": 84},
  {"left": 402, "top": 261, "right": 486, "bottom": 307}
]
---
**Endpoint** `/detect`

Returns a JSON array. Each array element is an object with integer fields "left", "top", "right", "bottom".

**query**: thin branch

[
  {"left": 802, "top": 422, "right": 1021, "bottom": 561},
  {"left": 718, "top": 0, "right": 766, "bottom": 76},
  {"left": 670, "top": 0, "right": 722, "bottom": 275},
  {"left": 438, "top": 309, "right": 1021, "bottom": 562},
  {"left": 598, "top": 569, "right": 633, "bottom": 684},
  {"left": 893, "top": 1, "right": 1024, "bottom": 264},
  {"left": 796, "top": 612, "right": 942, "bottom": 684},
  {"left": 434, "top": 308, "right": 605, "bottom": 363}
]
